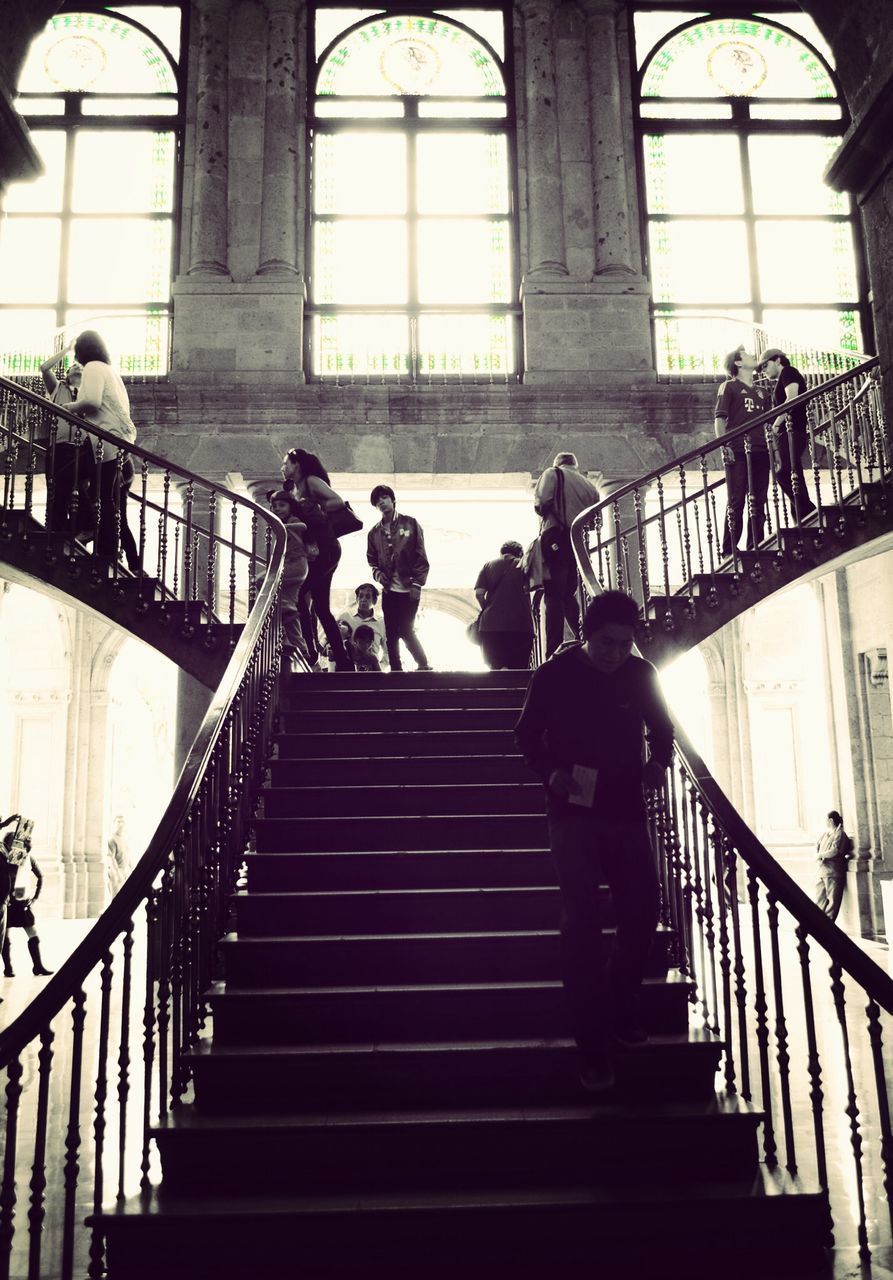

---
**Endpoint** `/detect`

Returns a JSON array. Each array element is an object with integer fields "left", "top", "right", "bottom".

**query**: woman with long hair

[
  {"left": 281, "top": 448, "right": 353, "bottom": 670},
  {"left": 72, "top": 329, "right": 139, "bottom": 569}
]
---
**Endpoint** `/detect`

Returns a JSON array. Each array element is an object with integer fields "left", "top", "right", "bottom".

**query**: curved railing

[
  {"left": 0, "top": 375, "right": 287, "bottom": 1279},
  {"left": 571, "top": 357, "right": 885, "bottom": 645},
  {"left": 568, "top": 355, "right": 893, "bottom": 1260},
  {"left": 653, "top": 724, "right": 893, "bottom": 1260}
]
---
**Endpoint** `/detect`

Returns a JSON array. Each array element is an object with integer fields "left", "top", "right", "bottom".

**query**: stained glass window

[
  {"left": 636, "top": 13, "right": 867, "bottom": 375},
  {"left": 308, "top": 8, "right": 518, "bottom": 381},
  {"left": 0, "top": 8, "right": 179, "bottom": 375}
]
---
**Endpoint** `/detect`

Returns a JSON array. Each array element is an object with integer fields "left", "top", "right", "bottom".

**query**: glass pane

[
  {"left": 81, "top": 96, "right": 179, "bottom": 115},
  {"left": 313, "top": 133, "right": 407, "bottom": 214},
  {"left": 112, "top": 6, "right": 182, "bottom": 62},
  {"left": 316, "top": 10, "right": 382, "bottom": 61},
  {"left": 643, "top": 134, "right": 743, "bottom": 214},
  {"left": 18, "top": 13, "right": 177, "bottom": 95},
  {"left": 64, "top": 307, "right": 170, "bottom": 374},
  {"left": 13, "top": 97, "right": 66, "bottom": 115},
  {"left": 749, "top": 103, "right": 842, "bottom": 120},
  {"left": 417, "top": 134, "right": 508, "bottom": 213},
  {"left": 756, "top": 221, "right": 858, "bottom": 302},
  {"left": 72, "top": 131, "right": 175, "bottom": 212},
  {"left": 762, "top": 308, "right": 864, "bottom": 357},
  {"left": 436, "top": 10, "right": 505, "bottom": 60},
  {"left": 68, "top": 219, "right": 173, "bottom": 302},
  {"left": 313, "top": 221, "right": 408, "bottom": 304},
  {"left": 639, "top": 102, "right": 732, "bottom": 119},
  {"left": 648, "top": 221, "right": 750, "bottom": 303},
  {"left": 653, "top": 309, "right": 755, "bottom": 376},
  {"left": 417, "top": 313, "right": 514, "bottom": 377},
  {"left": 749, "top": 136, "right": 848, "bottom": 214},
  {"left": 317, "top": 15, "right": 505, "bottom": 98},
  {"left": 311, "top": 313, "right": 410, "bottom": 378},
  {"left": 0, "top": 219, "right": 61, "bottom": 303},
  {"left": 314, "top": 100, "right": 404, "bottom": 118},
  {"left": 417, "top": 220, "right": 511, "bottom": 304},
  {"left": 2, "top": 132, "right": 66, "bottom": 212},
  {"left": 641, "top": 18, "right": 837, "bottom": 100},
  {"left": 634, "top": 11, "right": 708, "bottom": 69},
  {"left": 0, "top": 309, "right": 60, "bottom": 374},
  {"left": 417, "top": 100, "right": 507, "bottom": 118}
]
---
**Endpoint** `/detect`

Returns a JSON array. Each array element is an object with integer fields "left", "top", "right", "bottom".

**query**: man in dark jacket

[
  {"left": 515, "top": 591, "right": 674, "bottom": 1092},
  {"left": 366, "top": 485, "right": 432, "bottom": 672},
  {"left": 758, "top": 346, "right": 817, "bottom": 522}
]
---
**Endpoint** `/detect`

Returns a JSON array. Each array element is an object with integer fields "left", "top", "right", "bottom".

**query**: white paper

[{"left": 568, "top": 764, "right": 598, "bottom": 808}]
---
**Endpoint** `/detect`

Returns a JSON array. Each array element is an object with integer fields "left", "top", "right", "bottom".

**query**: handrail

[
  {"left": 0, "top": 373, "right": 288, "bottom": 1280},
  {"left": 570, "top": 357, "right": 886, "bottom": 624}
]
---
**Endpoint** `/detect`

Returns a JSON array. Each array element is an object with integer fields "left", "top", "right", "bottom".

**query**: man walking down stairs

[{"left": 99, "top": 667, "right": 831, "bottom": 1279}]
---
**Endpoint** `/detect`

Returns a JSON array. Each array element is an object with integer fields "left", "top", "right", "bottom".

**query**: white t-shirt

[{"left": 79, "top": 361, "right": 137, "bottom": 453}]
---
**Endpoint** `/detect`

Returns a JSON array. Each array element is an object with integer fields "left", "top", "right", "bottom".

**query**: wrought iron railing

[
  {"left": 0, "top": 375, "right": 286, "bottom": 1279},
  {"left": 566, "top": 354, "right": 893, "bottom": 1261},
  {"left": 571, "top": 358, "right": 885, "bottom": 641},
  {"left": 0, "top": 373, "right": 276, "bottom": 635},
  {"left": 653, "top": 725, "right": 893, "bottom": 1260}
]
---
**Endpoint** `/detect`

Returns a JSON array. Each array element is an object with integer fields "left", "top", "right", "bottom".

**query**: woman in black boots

[{"left": 1, "top": 829, "right": 53, "bottom": 977}]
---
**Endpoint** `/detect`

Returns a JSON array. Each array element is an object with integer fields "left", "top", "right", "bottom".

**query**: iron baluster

[
  {"left": 116, "top": 923, "right": 135, "bottom": 1201},
  {"left": 87, "top": 953, "right": 114, "bottom": 1280},
  {"left": 712, "top": 833, "right": 736, "bottom": 1094},
  {"left": 865, "top": 1000, "right": 893, "bottom": 1242},
  {"left": 726, "top": 846, "right": 751, "bottom": 1101},
  {"left": 0, "top": 1057, "right": 24, "bottom": 1277},
  {"left": 182, "top": 481, "right": 195, "bottom": 615},
  {"left": 794, "top": 928, "right": 830, "bottom": 1222},
  {"left": 829, "top": 961, "right": 870, "bottom": 1260},
  {"left": 159, "top": 469, "right": 171, "bottom": 605},
  {"left": 686, "top": 786, "right": 710, "bottom": 1031},
  {"left": 229, "top": 495, "right": 239, "bottom": 638},
  {"left": 26, "top": 1028, "right": 54, "bottom": 1280},
  {"left": 140, "top": 895, "right": 158, "bottom": 1194},
  {"left": 61, "top": 989, "right": 87, "bottom": 1280},
  {"left": 766, "top": 893, "right": 796, "bottom": 1174},
  {"left": 746, "top": 869, "right": 778, "bottom": 1166},
  {"left": 612, "top": 499, "right": 625, "bottom": 592},
  {"left": 700, "top": 809, "right": 720, "bottom": 1034}
]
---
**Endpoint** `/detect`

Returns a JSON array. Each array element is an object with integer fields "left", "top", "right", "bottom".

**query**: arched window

[
  {"left": 634, "top": 14, "right": 867, "bottom": 375},
  {"left": 0, "top": 7, "right": 181, "bottom": 374},
  {"left": 309, "top": 9, "right": 518, "bottom": 382}
]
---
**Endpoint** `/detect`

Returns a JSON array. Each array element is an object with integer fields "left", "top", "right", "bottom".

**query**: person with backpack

[
  {"left": 534, "top": 452, "right": 599, "bottom": 659},
  {"left": 473, "top": 540, "right": 534, "bottom": 669}
]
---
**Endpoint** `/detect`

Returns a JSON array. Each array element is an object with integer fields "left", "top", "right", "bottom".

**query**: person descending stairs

[{"left": 99, "top": 668, "right": 830, "bottom": 1280}]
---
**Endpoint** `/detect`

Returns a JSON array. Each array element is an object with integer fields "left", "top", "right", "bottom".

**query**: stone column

[
  {"left": 518, "top": 0, "right": 568, "bottom": 280},
  {"left": 582, "top": 0, "right": 637, "bottom": 277},
  {"left": 187, "top": 0, "right": 233, "bottom": 278},
  {"left": 256, "top": 0, "right": 300, "bottom": 277}
]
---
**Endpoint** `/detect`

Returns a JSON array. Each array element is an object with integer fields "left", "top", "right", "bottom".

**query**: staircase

[{"left": 98, "top": 670, "right": 830, "bottom": 1280}]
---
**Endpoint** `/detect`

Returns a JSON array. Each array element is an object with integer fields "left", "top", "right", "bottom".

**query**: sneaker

[
  {"left": 612, "top": 1016, "right": 649, "bottom": 1048},
  {"left": 579, "top": 1052, "right": 615, "bottom": 1094}
]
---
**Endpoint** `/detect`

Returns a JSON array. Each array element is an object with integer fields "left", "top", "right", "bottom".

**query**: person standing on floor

[
  {"left": 715, "top": 346, "right": 772, "bottom": 557},
  {"left": 534, "top": 453, "right": 599, "bottom": 658},
  {"left": 367, "top": 485, "right": 432, "bottom": 672},
  {"left": 515, "top": 590, "right": 674, "bottom": 1093},
  {"left": 1, "top": 825, "right": 53, "bottom": 977},
  {"left": 473, "top": 540, "right": 534, "bottom": 670},
  {"left": 814, "top": 810, "right": 853, "bottom": 922},
  {"left": 758, "top": 347, "right": 817, "bottom": 523}
]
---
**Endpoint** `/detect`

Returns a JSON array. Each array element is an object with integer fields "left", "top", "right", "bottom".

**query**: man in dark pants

[
  {"left": 534, "top": 452, "right": 599, "bottom": 658},
  {"left": 758, "top": 347, "right": 817, "bottom": 523},
  {"left": 715, "top": 346, "right": 771, "bottom": 557},
  {"left": 366, "top": 484, "right": 432, "bottom": 672},
  {"left": 815, "top": 810, "right": 853, "bottom": 921},
  {"left": 515, "top": 591, "right": 674, "bottom": 1091}
]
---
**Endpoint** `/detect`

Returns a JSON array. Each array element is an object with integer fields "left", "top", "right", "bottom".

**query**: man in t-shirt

[
  {"left": 515, "top": 591, "right": 674, "bottom": 1093},
  {"left": 337, "top": 583, "right": 388, "bottom": 669},
  {"left": 715, "top": 346, "right": 771, "bottom": 557},
  {"left": 534, "top": 452, "right": 600, "bottom": 658},
  {"left": 758, "top": 347, "right": 817, "bottom": 523}
]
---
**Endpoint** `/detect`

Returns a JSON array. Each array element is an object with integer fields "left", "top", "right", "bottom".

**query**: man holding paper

[{"left": 515, "top": 591, "right": 674, "bottom": 1092}]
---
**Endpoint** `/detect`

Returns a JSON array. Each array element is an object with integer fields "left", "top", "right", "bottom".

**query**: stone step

[
  {"left": 254, "top": 813, "right": 548, "bottom": 852},
  {"left": 96, "top": 1170, "right": 830, "bottom": 1280},
  {"left": 261, "top": 782, "right": 545, "bottom": 819},
  {"left": 208, "top": 973, "right": 694, "bottom": 1045},
  {"left": 244, "top": 848, "right": 555, "bottom": 892},
  {"left": 285, "top": 686, "right": 527, "bottom": 712},
  {"left": 219, "top": 926, "right": 676, "bottom": 987},
  {"left": 269, "top": 753, "right": 533, "bottom": 788},
  {"left": 274, "top": 729, "right": 519, "bottom": 759},
  {"left": 152, "top": 1096, "right": 762, "bottom": 1196},
  {"left": 279, "top": 707, "right": 520, "bottom": 733},
  {"left": 186, "top": 1031, "right": 722, "bottom": 1113}
]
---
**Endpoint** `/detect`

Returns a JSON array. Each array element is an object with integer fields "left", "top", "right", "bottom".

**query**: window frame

[
  {"left": 3, "top": 4, "right": 185, "bottom": 376},
  {"left": 631, "top": 8, "right": 873, "bottom": 373},
  {"left": 305, "top": 6, "right": 522, "bottom": 384}
]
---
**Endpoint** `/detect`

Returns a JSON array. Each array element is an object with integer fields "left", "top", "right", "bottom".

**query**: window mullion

[{"left": 406, "top": 98, "right": 419, "bottom": 383}]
